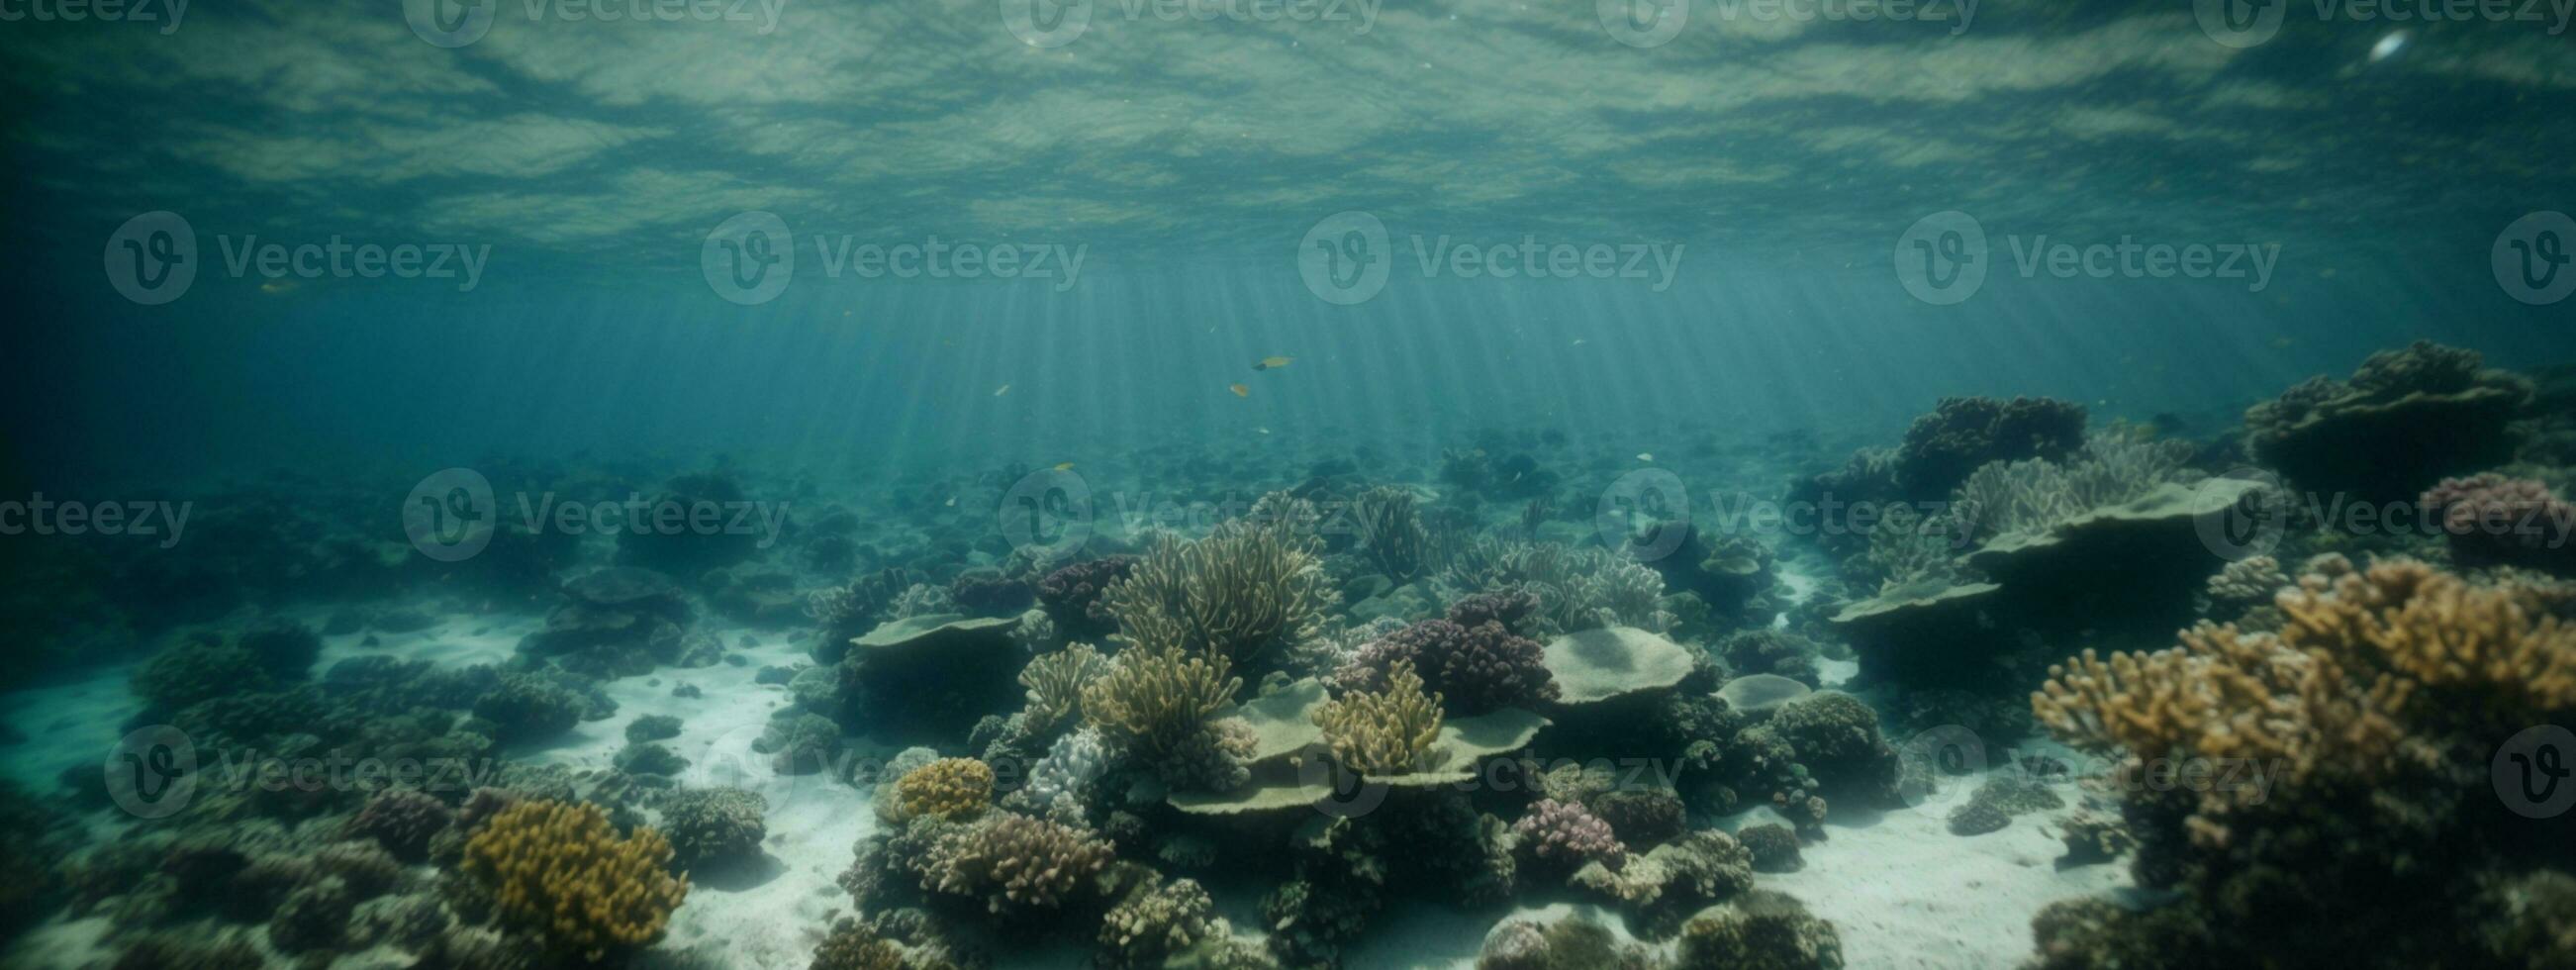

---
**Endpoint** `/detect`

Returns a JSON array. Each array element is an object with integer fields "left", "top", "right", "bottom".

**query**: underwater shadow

[{"left": 689, "top": 851, "right": 789, "bottom": 892}]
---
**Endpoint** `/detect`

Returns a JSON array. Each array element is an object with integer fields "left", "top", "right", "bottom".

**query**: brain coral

[{"left": 461, "top": 799, "right": 688, "bottom": 961}]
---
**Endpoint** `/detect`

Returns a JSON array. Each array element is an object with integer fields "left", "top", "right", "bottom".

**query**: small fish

[
  {"left": 2270, "top": 337, "right": 2294, "bottom": 349},
  {"left": 1637, "top": 452, "right": 1655, "bottom": 463},
  {"left": 260, "top": 279, "right": 297, "bottom": 295},
  {"left": 1053, "top": 462, "right": 1077, "bottom": 471},
  {"left": 944, "top": 496, "right": 957, "bottom": 508},
  {"left": 994, "top": 384, "right": 1011, "bottom": 397},
  {"left": 1256, "top": 427, "right": 1272, "bottom": 436},
  {"left": 1253, "top": 356, "right": 1294, "bottom": 371},
  {"left": 1570, "top": 339, "right": 1586, "bottom": 346},
  {"left": 1228, "top": 383, "right": 1251, "bottom": 398}
]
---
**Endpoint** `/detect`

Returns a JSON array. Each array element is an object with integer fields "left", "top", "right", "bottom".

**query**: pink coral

[
  {"left": 1330, "top": 619, "right": 1558, "bottom": 716},
  {"left": 1513, "top": 799, "right": 1626, "bottom": 870},
  {"left": 2421, "top": 474, "right": 2576, "bottom": 565}
]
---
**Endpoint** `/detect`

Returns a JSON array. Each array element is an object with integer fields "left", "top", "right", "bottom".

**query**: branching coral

[
  {"left": 2422, "top": 473, "right": 2576, "bottom": 567},
  {"left": 1104, "top": 521, "right": 1338, "bottom": 667},
  {"left": 2036, "top": 556, "right": 2576, "bottom": 835},
  {"left": 922, "top": 813, "right": 1112, "bottom": 913},
  {"left": 1036, "top": 556, "right": 1135, "bottom": 637},
  {"left": 1439, "top": 540, "right": 1673, "bottom": 634},
  {"left": 1353, "top": 486, "right": 1435, "bottom": 584},
  {"left": 1313, "top": 660, "right": 1444, "bottom": 776},
  {"left": 461, "top": 799, "right": 688, "bottom": 962},
  {"left": 1952, "top": 435, "right": 2199, "bottom": 540},
  {"left": 1018, "top": 642, "right": 1110, "bottom": 732},
  {"left": 1893, "top": 395, "right": 2088, "bottom": 501},
  {"left": 1080, "top": 644, "right": 1240, "bottom": 757},
  {"left": 893, "top": 758, "right": 996, "bottom": 822}
]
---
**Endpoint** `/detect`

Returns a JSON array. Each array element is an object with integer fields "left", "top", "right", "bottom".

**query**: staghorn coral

[
  {"left": 892, "top": 759, "right": 996, "bottom": 822},
  {"left": 1513, "top": 799, "right": 1626, "bottom": 871},
  {"left": 1081, "top": 643, "right": 1240, "bottom": 757},
  {"left": 461, "top": 799, "right": 688, "bottom": 962},
  {"left": 1312, "top": 659, "right": 1444, "bottom": 776},
  {"left": 1018, "top": 642, "right": 1109, "bottom": 732},
  {"left": 1330, "top": 618, "right": 1559, "bottom": 716},
  {"left": 1353, "top": 485, "right": 1436, "bottom": 584},
  {"left": 1439, "top": 540, "right": 1674, "bottom": 633},
  {"left": 922, "top": 812, "right": 1112, "bottom": 913},
  {"left": 1103, "top": 520, "right": 1338, "bottom": 668},
  {"left": 1952, "top": 435, "right": 2200, "bottom": 540}
]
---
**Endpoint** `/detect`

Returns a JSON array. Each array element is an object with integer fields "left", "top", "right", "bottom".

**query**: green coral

[{"left": 1104, "top": 521, "right": 1338, "bottom": 667}]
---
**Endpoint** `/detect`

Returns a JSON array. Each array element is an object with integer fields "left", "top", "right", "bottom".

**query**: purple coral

[
  {"left": 1894, "top": 396, "right": 2087, "bottom": 501},
  {"left": 949, "top": 572, "right": 1036, "bottom": 618},
  {"left": 2422, "top": 474, "right": 2576, "bottom": 565},
  {"left": 345, "top": 789, "right": 453, "bottom": 861},
  {"left": 1331, "top": 619, "right": 1558, "bottom": 716},
  {"left": 1513, "top": 799, "right": 1626, "bottom": 870},
  {"left": 1036, "top": 556, "right": 1135, "bottom": 636},
  {"left": 1444, "top": 589, "right": 1540, "bottom": 634}
]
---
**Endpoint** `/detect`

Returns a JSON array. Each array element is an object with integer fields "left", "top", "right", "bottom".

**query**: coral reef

[
  {"left": 2422, "top": 473, "right": 2576, "bottom": 572},
  {"left": 1513, "top": 799, "right": 1626, "bottom": 871},
  {"left": 922, "top": 813, "right": 1113, "bottom": 914},
  {"left": 2245, "top": 340, "right": 2531, "bottom": 502},
  {"left": 1103, "top": 521, "right": 1338, "bottom": 669},
  {"left": 462, "top": 799, "right": 689, "bottom": 961},
  {"left": 1036, "top": 555, "right": 1136, "bottom": 639},
  {"left": 659, "top": 787, "right": 769, "bottom": 868},
  {"left": 1018, "top": 641, "right": 1109, "bottom": 732},
  {"left": 1893, "top": 396, "right": 2088, "bottom": 501},
  {"left": 1330, "top": 618, "right": 1559, "bottom": 716},
  {"left": 893, "top": 759, "right": 996, "bottom": 822},
  {"left": 1313, "top": 659, "right": 1444, "bottom": 776}
]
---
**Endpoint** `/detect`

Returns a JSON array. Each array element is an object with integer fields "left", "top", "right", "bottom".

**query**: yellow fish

[
  {"left": 1228, "top": 384, "right": 1251, "bottom": 398},
  {"left": 1253, "top": 356, "right": 1294, "bottom": 371},
  {"left": 1053, "top": 462, "right": 1077, "bottom": 471},
  {"left": 994, "top": 384, "right": 1011, "bottom": 397}
]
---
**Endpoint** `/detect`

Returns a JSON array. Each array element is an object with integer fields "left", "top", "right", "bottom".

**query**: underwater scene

[{"left": 7, "top": 0, "right": 2576, "bottom": 967}]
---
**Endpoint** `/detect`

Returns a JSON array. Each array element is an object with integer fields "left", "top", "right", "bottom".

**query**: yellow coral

[
  {"left": 462, "top": 799, "right": 688, "bottom": 962},
  {"left": 1020, "top": 642, "right": 1109, "bottom": 730},
  {"left": 1313, "top": 659, "right": 1444, "bottom": 776},
  {"left": 2035, "top": 557, "right": 2574, "bottom": 835},
  {"left": 895, "top": 758, "right": 996, "bottom": 821},
  {"left": 1081, "top": 643, "right": 1240, "bottom": 756}
]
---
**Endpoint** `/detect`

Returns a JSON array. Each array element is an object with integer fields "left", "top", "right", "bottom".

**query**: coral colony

[{"left": 5, "top": 340, "right": 2576, "bottom": 970}]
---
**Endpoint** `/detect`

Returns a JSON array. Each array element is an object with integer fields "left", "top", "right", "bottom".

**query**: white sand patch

[{"left": 1760, "top": 771, "right": 2126, "bottom": 970}]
